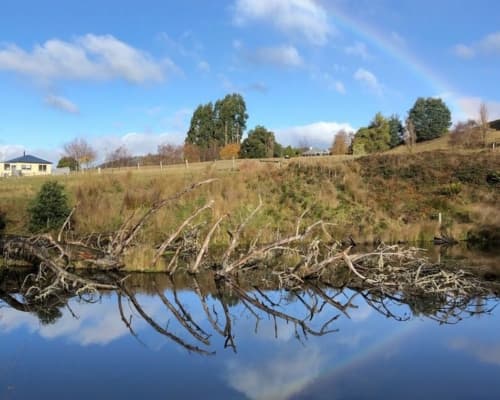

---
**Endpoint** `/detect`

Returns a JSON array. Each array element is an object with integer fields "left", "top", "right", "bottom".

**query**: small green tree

[
  {"left": 408, "top": 97, "right": 452, "bottom": 142},
  {"left": 240, "top": 126, "right": 278, "bottom": 158},
  {"left": 388, "top": 114, "right": 404, "bottom": 148},
  {"left": 57, "top": 156, "right": 79, "bottom": 171},
  {"left": 28, "top": 181, "right": 71, "bottom": 233},
  {"left": 352, "top": 112, "right": 391, "bottom": 154}
]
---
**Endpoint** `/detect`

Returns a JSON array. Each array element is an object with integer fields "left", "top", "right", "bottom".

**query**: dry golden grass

[{"left": 389, "top": 130, "right": 500, "bottom": 154}]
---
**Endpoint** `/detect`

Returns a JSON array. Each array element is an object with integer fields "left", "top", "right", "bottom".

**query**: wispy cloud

[
  {"left": 345, "top": 41, "right": 371, "bottom": 60},
  {"left": 233, "top": 0, "right": 332, "bottom": 45},
  {"left": 197, "top": 60, "right": 211, "bottom": 73},
  {"left": 275, "top": 121, "right": 355, "bottom": 147},
  {"left": 248, "top": 45, "right": 304, "bottom": 68},
  {"left": 456, "top": 96, "right": 500, "bottom": 120},
  {"left": 44, "top": 94, "right": 79, "bottom": 114},
  {"left": 449, "top": 337, "right": 500, "bottom": 366},
  {"left": 226, "top": 346, "right": 325, "bottom": 400},
  {"left": 354, "top": 67, "right": 383, "bottom": 95},
  {"left": 453, "top": 31, "right": 500, "bottom": 58},
  {"left": 0, "top": 34, "right": 178, "bottom": 84}
]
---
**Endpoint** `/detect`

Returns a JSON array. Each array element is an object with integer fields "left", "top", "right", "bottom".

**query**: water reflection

[
  {"left": 2, "top": 267, "right": 500, "bottom": 399},
  {"left": 1, "top": 268, "right": 498, "bottom": 353}
]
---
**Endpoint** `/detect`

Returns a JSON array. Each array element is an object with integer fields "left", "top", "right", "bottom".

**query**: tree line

[
  {"left": 332, "top": 97, "right": 494, "bottom": 155},
  {"left": 56, "top": 94, "right": 495, "bottom": 170}
]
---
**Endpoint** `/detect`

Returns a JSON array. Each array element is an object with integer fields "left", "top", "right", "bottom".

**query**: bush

[
  {"left": 28, "top": 181, "right": 71, "bottom": 233},
  {"left": 0, "top": 210, "right": 6, "bottom": 231}
]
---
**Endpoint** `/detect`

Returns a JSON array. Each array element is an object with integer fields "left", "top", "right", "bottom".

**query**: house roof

[{"left": 5, "top": 154, "right": 53, "bottom": 164}]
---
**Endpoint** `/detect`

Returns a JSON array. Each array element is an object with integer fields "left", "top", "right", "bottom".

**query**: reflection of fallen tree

[
  {"left": 1, "top": 266, "right": 499, "bottom": 355},
  {"left": 2, "top": 180, "right": 500, "bottom": 352}
]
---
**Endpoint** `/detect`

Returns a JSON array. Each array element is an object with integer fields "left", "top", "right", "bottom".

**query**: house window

[
  {"left": 4, "top": 164, "right": 10, "bottom": 170},
  {"left": 22, "top": 164, "right": 32, "bottom": 170},
  {"left": 39, "top": 164, "right": 47, "bottom": 172}
]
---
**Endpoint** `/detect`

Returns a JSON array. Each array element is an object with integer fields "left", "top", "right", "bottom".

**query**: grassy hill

[{"left": 389, "top": 129, "right": 500, "bottom": 154}]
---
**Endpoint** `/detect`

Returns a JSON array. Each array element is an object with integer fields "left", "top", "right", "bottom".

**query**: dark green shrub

[
  {"left": 0, "top": 210, "right": 6, "bottom": 231},
  {"left": 28, "top": 181, "right": 71, "bottom": 233}
]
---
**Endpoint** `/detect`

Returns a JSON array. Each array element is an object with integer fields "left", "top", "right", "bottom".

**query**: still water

[{"left": 1, "top": 247, "right": 499, "bottom": 400}]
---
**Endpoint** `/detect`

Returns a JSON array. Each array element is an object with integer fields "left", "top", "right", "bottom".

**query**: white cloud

[
  {"left": 334, "top": 81, "right": 346, "bottom": 94},
  {"left": 453, "top": 31, "right": 500, "bottom": 58},
  {"left": 249, "top": 45, "right": 303, "bottom": 68},
  {"left": 275, "top": 121, "right": 355, "bottom": 147},
  {"left": 44, "top": 94, "right": 79, "bottom": 114},
  {"left": 453, "top": 44, "right": 475, "bottom": 59},
  {"left": 233, "top": 0, "right": 332, "bottom": 45},
  {"left": 93, "top": 131, "right": 185, "bottom": 159},
  {"left": 345, "top": 41, "right": 371, "bottom": 59},
  {"left": 354, "top": 67, "right": 383, "bottom": 95},
  {"left": 479, "top": 31, "right": 500, "bottom": 53},
  {"left": 226, "top": 346, "right": 325, "bottom": 400},
  {"left": 449, "top": 337, "right": 500, "bottom": 366},
  {"left": 197, "top": 60, "right": 211, "bottom": 72},
  {"left": 456, "top": 96, "right": 500, "bottom": 121},
  {"left": 0, "top": 34, "right": 177, "bottom": 84},
  {"left": 311, "top": 71, "right": 346, "bottom": 94}
]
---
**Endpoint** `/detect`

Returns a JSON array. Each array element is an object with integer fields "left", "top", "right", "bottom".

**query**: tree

[
  {"left": 183, "top": 143, "right": 201, "bottom": 163},
  {"left": 157, "top": 143, "right": 183, "bottom": 164},
  {"left": 352, "top": 113, "right": 391, "bottom": 154},
  {"left": 57, "top": 156, "right": 79, "bottom": 171},
  {"left": 388, "top": 115, "right": 404, "bottom": 148},
  {"left": 479, "top": 102, "right": 489, "bottom": 147},
  {"left": 214, "top": 93, "right": 248, "bottom": 145},
  {"left": 330, "top": 129, "right": 350, "bottom": 155},
  {"left": 219, "top": 143, "right": 240, "bottom": 160},
  {"left": 186, "top": 103, "right": 216, "bottom": 160},
  {"left": 63, "top": 138, "right": 96, "bottom": 170},
  {"left": 408, "top": 97, "right": 451, "bottom": 142},
  {"left": 105, "top": 145, "right": 132, "bottom": 168},
  {"left": 283, "top": 145, "right": 301, "bottom": 158},
  {"left": 404, "top": 117, "right": 417, "bottom": 152},
  {"left": 449, "top": 120, "right": 481, "bottom": 148},
  {"left": 240, "top": 126, "right": 277, "bottom": 158},
  {"left": 185, "top": 93, "right": 248, "bottom": 161},
  {"left": 28, "top": 181, "right": 71, "bottom": 233}
]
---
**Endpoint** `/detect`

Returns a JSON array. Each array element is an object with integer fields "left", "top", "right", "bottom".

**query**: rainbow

[
  {"left": 328, "top": 7, "right": 464, "bottom": 116},
  {"left": 313, "top": 320, "right": 422, "bottom": 390}
]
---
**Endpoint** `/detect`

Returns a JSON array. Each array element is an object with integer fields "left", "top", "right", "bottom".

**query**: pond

[{"left": 1, "top": 246, "right": 499, "bottom": 400}]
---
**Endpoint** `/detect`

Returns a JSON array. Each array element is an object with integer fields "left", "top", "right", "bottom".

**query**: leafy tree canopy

[
  {"left": 57, "top": 156, "right": 79, "bottom": 171},
  {"left": 388, "top": 114, "right": 404, "bottom": 148},
  {"left": 352, "top": 112, "right": 391, "bottom": 154},
  {"left": 240, "top": 126, "right": 278, "bottom": 158},
  {"left": 408, "top": 97, "right": 452, "bottom": 142}
]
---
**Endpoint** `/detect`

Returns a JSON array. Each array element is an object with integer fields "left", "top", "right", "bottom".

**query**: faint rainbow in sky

[{"left": 328, "top": 7, "right": 463, "bottom": 115}]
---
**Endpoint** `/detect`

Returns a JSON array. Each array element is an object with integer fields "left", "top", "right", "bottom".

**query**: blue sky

[{"left": 0, "top": 0, "right": 499, "bottom": 162}]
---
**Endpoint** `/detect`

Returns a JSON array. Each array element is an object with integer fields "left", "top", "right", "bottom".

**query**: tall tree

[
  {"left": 240, "top": 126, "right": 277, "bottom": 158},
  {"left": 214, "top": 93, "right": 248, "bottom": 145},
  {"left": 388, "top": 115, "right": 404, "bottom": 148},
  {"left": 185, "top": 103, "right": 217, "bottom": 161},
  {"left": 408, "top": 97, "right": 451, "bottom": 142},
  {"left": 479, "top": 102, "right": 489, "bottom": 147},
  {"left": 330, "top": 129, "right": 350, "bottom": 155},
  {"left": 352, "top": 113, "right": 391, "bottom": 154},
  {"left": 404, "top": 117, "right": 417, "bottom": 152},
  {"left": 63, "top": 138, "right": 96, "bottom": 170}
]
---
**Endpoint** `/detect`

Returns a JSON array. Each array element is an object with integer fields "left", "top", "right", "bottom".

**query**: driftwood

[{"left": 2, "top": 180, "right": 499, "bottom": 338}]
